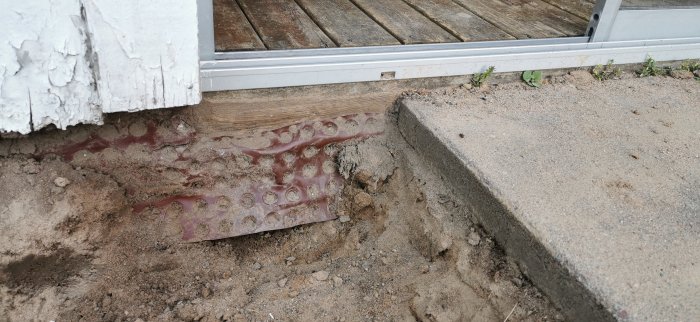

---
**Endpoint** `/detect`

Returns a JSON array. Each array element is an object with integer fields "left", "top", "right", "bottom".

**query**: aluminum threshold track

[{"left": 200, "top": 37, "right": 700, "bottom": 92}]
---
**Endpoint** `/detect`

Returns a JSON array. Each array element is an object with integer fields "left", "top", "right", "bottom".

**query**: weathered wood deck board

[
  {"left": 540, "top": 0, "right": 596, "bottom": 20},
  {"left": 523, "top": 0, "right": 589, "bottom": 36},
  {"left": 351, "top": 0, "right": 458, "bottom": 44},
  {"left": 403, "top": 0, "right": 516, "bottom": 41},
  {"left": 295, "top": 0, "right": 400, "bottom": 46},
  {"left": 216, "top": 0, "right": 592, "bottom": 50},
  {"left": 237, "top": 0, "right": 336, "bottom": 49},
  {"left": 453, "top": 0, "right": 566, "bottom": 38},
  {"left": 214, "top": 0, "right": 266, "bottom": 51}
]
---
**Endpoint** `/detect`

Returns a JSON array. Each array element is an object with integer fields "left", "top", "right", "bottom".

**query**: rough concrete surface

[{"left": 399, "top": 74, "right": 699, "bottom": 321}]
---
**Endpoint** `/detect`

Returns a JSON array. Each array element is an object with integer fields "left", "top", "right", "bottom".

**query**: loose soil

[{"left": 7, "top": 73, "right": 658, "bottom": 322}]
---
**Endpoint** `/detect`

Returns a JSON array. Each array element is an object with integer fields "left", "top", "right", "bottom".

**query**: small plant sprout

[
  {"left": 471, "top": 66, "right": 495, "bottom": 88},
  {"left": 522, "top": 70, "right": 543, "bottom": 88},
  {"left": 678, "top": 60, "right": 700, "bottom": 81},
  {"left": 591, "top": 60, "right": 622, "bottom": 81},
  {"left": 637, "top": 56, "right": 663, "bottom": 77},
  {"left": 679, "top": 60, "right": 700, "bottom": 73}
]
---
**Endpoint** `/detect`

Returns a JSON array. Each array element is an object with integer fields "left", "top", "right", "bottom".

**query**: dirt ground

[{"left": 6, "top": 69, "right": 679, "bottom": 321}]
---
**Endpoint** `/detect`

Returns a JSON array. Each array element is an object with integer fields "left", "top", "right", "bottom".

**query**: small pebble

[
  {"left": 252, "top": 262, "right": 262, "bottom": 270},
  {"left": 339, "top": 215, "right": 351, "bottom": 223},
  {"left": 288, "top": 290, "right": 299, "bottom": 298},
  {"left": 361, "top": 261, "right": 370, "bottom": 272},
  {"left": 332, "top": 276, "right": 343, "bottom": 287},
  {"left": 468, "top": 231, "right": 481, "bottom": 246},
  {"left": 277, "top": 278, "right": 288, "bottom": 288},
  {"left": 312, "top": 270, "right": 329, "bottom": 281},
  {"left": 54, "top": 177, "right": 71, "bottom": 187},
  {"left": 353, "top": 191, "right": 373, "bottom": 209}
]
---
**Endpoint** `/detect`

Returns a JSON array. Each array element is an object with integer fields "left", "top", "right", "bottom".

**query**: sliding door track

[
  {"left": 200, "top": 37, "right": 700, "bottom": 91},
  {"left": 198, "top": 0, "right": 700, "bottom": 92}
]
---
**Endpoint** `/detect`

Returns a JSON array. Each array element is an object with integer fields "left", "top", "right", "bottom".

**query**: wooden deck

[{"left": 214, "top": 0, "right": 595, "bottom": 51}]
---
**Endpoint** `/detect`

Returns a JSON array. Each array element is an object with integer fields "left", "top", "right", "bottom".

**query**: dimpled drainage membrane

[{"left": 133, "top": 114, "right": 383, "bottom": 242}]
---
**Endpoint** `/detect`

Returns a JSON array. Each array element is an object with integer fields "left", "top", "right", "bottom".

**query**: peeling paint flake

[
  {"left": 1, "top": 0, "right": 201, "bottom": 134},
  {"left": 1, "top": 0, "right": 99, "bottom": 134}
]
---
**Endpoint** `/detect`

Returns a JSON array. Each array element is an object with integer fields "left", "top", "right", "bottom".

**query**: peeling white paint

[
  {"left": 1, "top": 0, "right": 99, "bottom": 134},
  {"left": 0, "top": 0, "right": 201, "bottom": 134},
  {"left": 82, "top": 0, "right": 200, "bottom": 113}
]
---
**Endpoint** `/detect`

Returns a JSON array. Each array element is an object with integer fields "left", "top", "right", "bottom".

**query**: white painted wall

[{"left": 0, "top": 0, "right": 201, "bottom": 134}]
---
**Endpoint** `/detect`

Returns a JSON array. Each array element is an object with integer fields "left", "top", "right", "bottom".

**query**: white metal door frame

[
  {"left": 588, "top": 0, "right": 700, "bottom": 41},
  {"left": 197, "top": 0, "right": 700, "bottom": 92}
]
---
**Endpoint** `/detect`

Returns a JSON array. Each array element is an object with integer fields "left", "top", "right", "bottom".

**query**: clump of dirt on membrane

[{"left": 0, "top": 106, "right": 561, "bottom": 321}]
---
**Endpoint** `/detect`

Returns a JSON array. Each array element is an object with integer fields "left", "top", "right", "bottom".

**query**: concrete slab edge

[{"left": 397, "top": 100, "right": 617, "bottom": 322}]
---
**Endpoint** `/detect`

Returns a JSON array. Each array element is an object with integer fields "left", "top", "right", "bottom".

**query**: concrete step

[{"left": 397, "top": 78, "right": 700, "bottom": 321}]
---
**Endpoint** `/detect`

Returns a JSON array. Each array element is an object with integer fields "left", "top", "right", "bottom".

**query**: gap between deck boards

[{"left": 215, "top": 0, "right": 593, "bottom": 51}]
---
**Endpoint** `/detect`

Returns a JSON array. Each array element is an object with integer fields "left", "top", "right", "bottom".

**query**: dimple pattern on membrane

[
  {"left": 40, "top": 120, "right": 195, "bottom": 161},
  {"left": 135, "top": 114, "right": 383, "bottom": 242}
]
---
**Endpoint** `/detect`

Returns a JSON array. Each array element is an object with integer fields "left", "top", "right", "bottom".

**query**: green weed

[
  {"left": 471, "top": 66, "right": 495, "bottom": 88},
  {"left": 637, "top": 57, "right": 663, "bottom": 77},
  {"left": 679, "top": 60, "right": 700, "bottom": 81},
  {"left": 522, "top": 70, "right": 543, "bottom": 87},
  {"left": 591, "top": 60, "right": 621, "bottom": 81},
  {"left": 679, "top": 60, "right": 700, "bottom": 73}
]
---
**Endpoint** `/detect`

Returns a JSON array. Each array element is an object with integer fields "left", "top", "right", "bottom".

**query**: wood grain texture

[
  {"left": 191, "top": 94, "right": 393, "bottom": 135},
  {"left": 296, "top": 0, "right": 400, "bottom": 46},
  {"left": 403, "top": 0, "right": 515, "bottom": 41},
  {"left": 214, "top": 0, "right": 265, "bottom": 51},
  {"left": 523, "top": 0, "right": 589, "bottom": 36},
  {"left": 237, "top": 0, "right": 336, "bottom": 49},
  {"left": 454, "top": 0, "right": 568, "bottom": 39},
  {"left": 540, "top": 0, "right": 595, "bottom": 19},
  {"left": 351, "top": 0, "right": 458, "bottom": 44},
  {"left": 216, "top": 0, "right": 591, "bottom": 50}
]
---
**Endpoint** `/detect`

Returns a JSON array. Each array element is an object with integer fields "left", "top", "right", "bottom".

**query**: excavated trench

[{"left": 0, "top": 103, "right": 562, "bottom": 321}]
